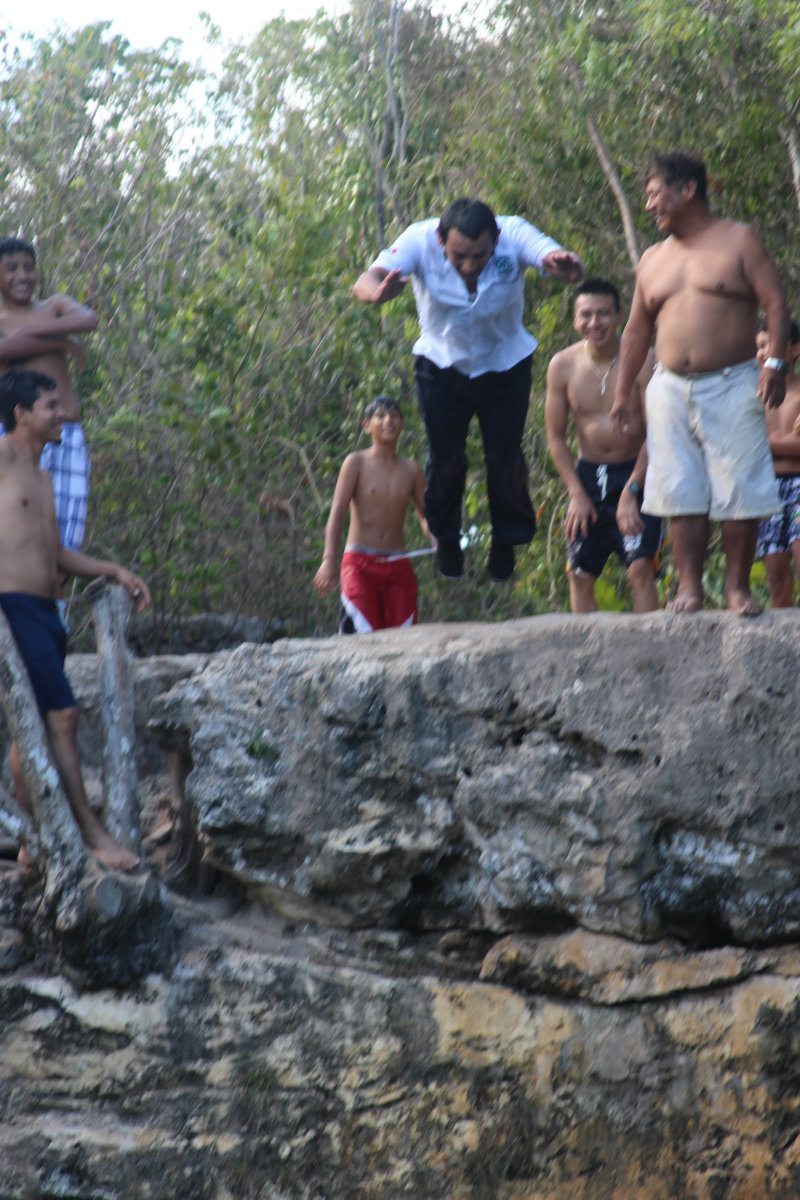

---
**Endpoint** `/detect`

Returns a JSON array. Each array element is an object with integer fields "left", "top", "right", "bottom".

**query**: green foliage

[{"left": 1, "top": 2, "right": 797, "bottom": 632}]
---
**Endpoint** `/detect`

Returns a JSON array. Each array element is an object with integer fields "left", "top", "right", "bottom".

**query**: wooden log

[
  {"left": 0, "top": 606, "right": 84, "bottom": 871},
  {"left": 86, "top": 579, "right": 141, "bottom": 854}
]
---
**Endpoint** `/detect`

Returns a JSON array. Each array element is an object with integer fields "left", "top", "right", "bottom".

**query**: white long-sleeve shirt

[{"left": 372, "top": 215, "right": 562, "bottom": 378}]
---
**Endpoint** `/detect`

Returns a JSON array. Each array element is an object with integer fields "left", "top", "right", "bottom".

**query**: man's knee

[
  {"left": 627, "top": 557, "right": 656, "bottom": 584},
  {"left": 427, "top": 455, "right": 467, "bottom": 483},
  {"left": 569, "top": 570, "right": 597, "bottom": 608}
]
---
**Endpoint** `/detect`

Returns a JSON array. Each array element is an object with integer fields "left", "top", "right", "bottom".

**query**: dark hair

[
  {"left": 572, "top": 278, "right": 621, "bottom": 311},
  {"left": 438, "top": 198, "right": 499, "bottom": 245},
  {"left": 646, "top": 152, "right": 708, "bottom": 204},
  {"left": 0, "top": 237, "right": 36, "bottom": 263},
  {"left": 363, "top": 395, "right": 402, "bottom": 422},
  {"left": 0, "top": 369, "right": 57, "bottom": 430}
]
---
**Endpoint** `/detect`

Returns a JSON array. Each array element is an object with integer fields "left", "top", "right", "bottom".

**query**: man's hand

[
  {"left": 564, "top": 491, "right": 598, "bottom": 542},
  {"left": 313, "top": 558, "right": 338, "bottom": 596},
  {"left": 610, "top": 391, "right": 632, "bottom": 437},
  {"left": 114, "top": 568, "right": 151, "bottom": 612},
  {"left": 541, "top": 250, "right": 584, "bottom": 283},
  {"left": 758, "top": 365, "right": 786, "bottom": 410},
  {"left": 616, "top": 487, "right": 645, "bottom": 538},
  {"left": 64, "top": 338, "right": 86, "bottom": 369},
  {"left": 357, "top": 268, "right": 409, "bottom": 305}
]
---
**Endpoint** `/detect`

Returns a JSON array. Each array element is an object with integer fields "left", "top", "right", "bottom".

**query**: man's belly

[{"left": 655, "top": 301, "right": 757, "bottom": 375}]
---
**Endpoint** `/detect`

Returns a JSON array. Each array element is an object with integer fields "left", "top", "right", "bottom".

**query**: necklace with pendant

[{"left": 584, "top": 342, "right": 617, "bottom": 396}]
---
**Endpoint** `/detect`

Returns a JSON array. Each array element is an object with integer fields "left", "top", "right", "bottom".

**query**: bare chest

[
  {"left": 568, "top": 359, "right": 619, "bottom": 417},
  {"left": 356, "top": 462, "right": 411, "bottom": 505},
  {"left": 643, "top": 245, "right": 750, "bottom": 311}
]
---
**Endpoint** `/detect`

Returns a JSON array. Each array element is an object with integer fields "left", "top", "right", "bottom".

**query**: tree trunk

[
  {"left": 563, "top": 58, "right": 641, "bottom": 270},
  {"left": 86, "top": 579, "right": 141, "bottom": 854},
  {"left": 778, "top": 122, "right": 800, "bottom": 218}
]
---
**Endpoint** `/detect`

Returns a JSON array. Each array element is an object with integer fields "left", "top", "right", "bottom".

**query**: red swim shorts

[{"left": 339, "top": 550, "right": 418, "bottom": 634}]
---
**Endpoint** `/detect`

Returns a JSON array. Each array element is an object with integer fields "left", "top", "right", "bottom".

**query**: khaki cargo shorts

[{"left": 642, "top": 359, "right": 779, "bottom": 521}]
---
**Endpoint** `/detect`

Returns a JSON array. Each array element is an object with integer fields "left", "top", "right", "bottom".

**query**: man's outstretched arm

[
  {"left": 56, "top": 548, "right": 150, "bottom": 612},
  {"left": 353, "top": 266, "right": 408, "bottom": 305},
  {"left": 743, "top": 228, "right": 789, "bottom": 410},
  {"left": 611, "top": 277, "right": 655, "bottom": 436}
]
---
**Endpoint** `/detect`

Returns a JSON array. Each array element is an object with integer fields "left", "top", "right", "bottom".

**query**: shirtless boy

[
  {"left": 313, "top": 396, "right": 432, "bottom": 632},
  {"left": 755, "top": 320, "right": 800, "bottom": 606},
  {"left": 546, "top": 279, "right": 661, "bottom": 612},
  {"left": 611, "top": 151, "right": 788, "bottom": 616},
  {"left": 0, "top": 237, "right": 96, "bottom": 553},
  {"left": 0, "top": 369, "right": 150, "bottom": 871}
]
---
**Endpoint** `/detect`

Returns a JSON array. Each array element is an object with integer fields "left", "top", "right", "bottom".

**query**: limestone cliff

[{"left": 1, "top": 613, "right": 799, "bottom": 1199}]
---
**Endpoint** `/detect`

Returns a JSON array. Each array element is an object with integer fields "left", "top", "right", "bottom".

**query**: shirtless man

[
  {"left": 755, "top": 320, "right": 800, "bottom": 606},
  {"left": 0, "top": 369, "right": 150, "bottom": 871},
  {"left": 611, "top": 151, "right": 788, "bottom": 616},
  {"left": 546, "top": 278, "right": 661, "bottom": 612},
  {"left": 0, "top": 237, "right": 96, "bottom": 554},
  {"left": 313, "top": 396, "right": 432, "bottom": 632}
]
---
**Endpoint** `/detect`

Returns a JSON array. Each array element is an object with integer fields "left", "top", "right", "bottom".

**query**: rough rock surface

[
  {"left": 154, "top": 612, "right": 800, "bottom": 946},
  {"left": 1, "top": 613, "right": 800, "bottom": 1199}
]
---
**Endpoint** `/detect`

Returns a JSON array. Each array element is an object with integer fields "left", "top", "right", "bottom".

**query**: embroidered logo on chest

[{"left": 494, "top": 256, "right": 512, "bottom": 276}]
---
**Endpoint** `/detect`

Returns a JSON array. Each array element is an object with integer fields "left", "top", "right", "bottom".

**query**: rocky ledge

[{"left": 1, "top": 612, "right": 799, "bottom": 1199}]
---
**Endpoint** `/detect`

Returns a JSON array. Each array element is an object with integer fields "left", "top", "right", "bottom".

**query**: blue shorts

[
  {"left": 757, "top": 474, "right": 800, "bottom": 558},
  {"left": 0, "top": 593, "right": 76, "bottom": 715},
  {"left": 568, "top": 458, "right": 663, "bottom": 578}
]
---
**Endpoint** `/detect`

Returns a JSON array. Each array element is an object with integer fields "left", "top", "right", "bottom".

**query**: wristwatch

[
  {"left": 764, "top": 357, "right": 788, "bottom": 375},
  {"left": 626, "top": 480, "right": 643, "bottom": 497}
]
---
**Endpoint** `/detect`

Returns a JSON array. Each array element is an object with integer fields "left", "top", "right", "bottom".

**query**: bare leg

[
  {"left": 720, "top": 519, "right": 761, "bottom": 617},
  {"left": 667, "top": 515, "right": 708, "bottom": 612},
  {"left": 790, "top": 541, "right": 800, "bottom": 602},
  {"left": 568, "top": 572, "right": 598, "bottom": 614},
  {"left": 627, "top": 558, "right": 659, "bottom": 613},
  {"left": 45, "top": 707, "right": 139, "bottom": 871},
  {"left": 764, "top": 552, "right": 794, "bottom": 608}
]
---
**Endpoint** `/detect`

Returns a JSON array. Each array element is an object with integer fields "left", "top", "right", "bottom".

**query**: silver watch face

[{"left": 764, "top": 356, "right": 788, "bottom": 374}]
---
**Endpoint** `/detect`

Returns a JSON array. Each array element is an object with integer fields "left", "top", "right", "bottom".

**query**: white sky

[
  {"left": 4, "top": 0, "right": 345, "bottom": 67},
  {"left": 4, "top": 0, "right": 467, "bottom": 66}
]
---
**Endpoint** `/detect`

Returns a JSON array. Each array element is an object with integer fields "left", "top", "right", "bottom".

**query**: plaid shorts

[
  {"left": 39, "top": 422, "right": 91, "bottom": 551},
  {"left": 757, "top": 474, "right": 800, "bottom": 558}
]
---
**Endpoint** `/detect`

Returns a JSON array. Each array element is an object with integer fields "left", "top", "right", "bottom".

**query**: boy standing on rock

[
  {"left": 313, "top": 397, "right": 433, "bottom": 633},
  {"left": 546, "top": 279, "right": 661, "bottom": 612},
  {"left": 0, "top": 369, "right": 149, "bottom": 871}
]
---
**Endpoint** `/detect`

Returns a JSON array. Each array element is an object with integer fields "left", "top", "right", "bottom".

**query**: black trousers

[{"left": 414, "top": 354, "right": 537, "bottom": 545}]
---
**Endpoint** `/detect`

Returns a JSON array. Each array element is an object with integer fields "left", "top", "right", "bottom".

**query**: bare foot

[
  {"left": 17, "top": 844, "right": 38, "bottom": 870},
  {"left": 726, "top": 588, "right": 763, "bottom": 617},
  {"left": 88, "top": 832, "right": 140, "bottom": 873},
  {"left": 666, "top": 590, "right": 703, "bottom": 613}
]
